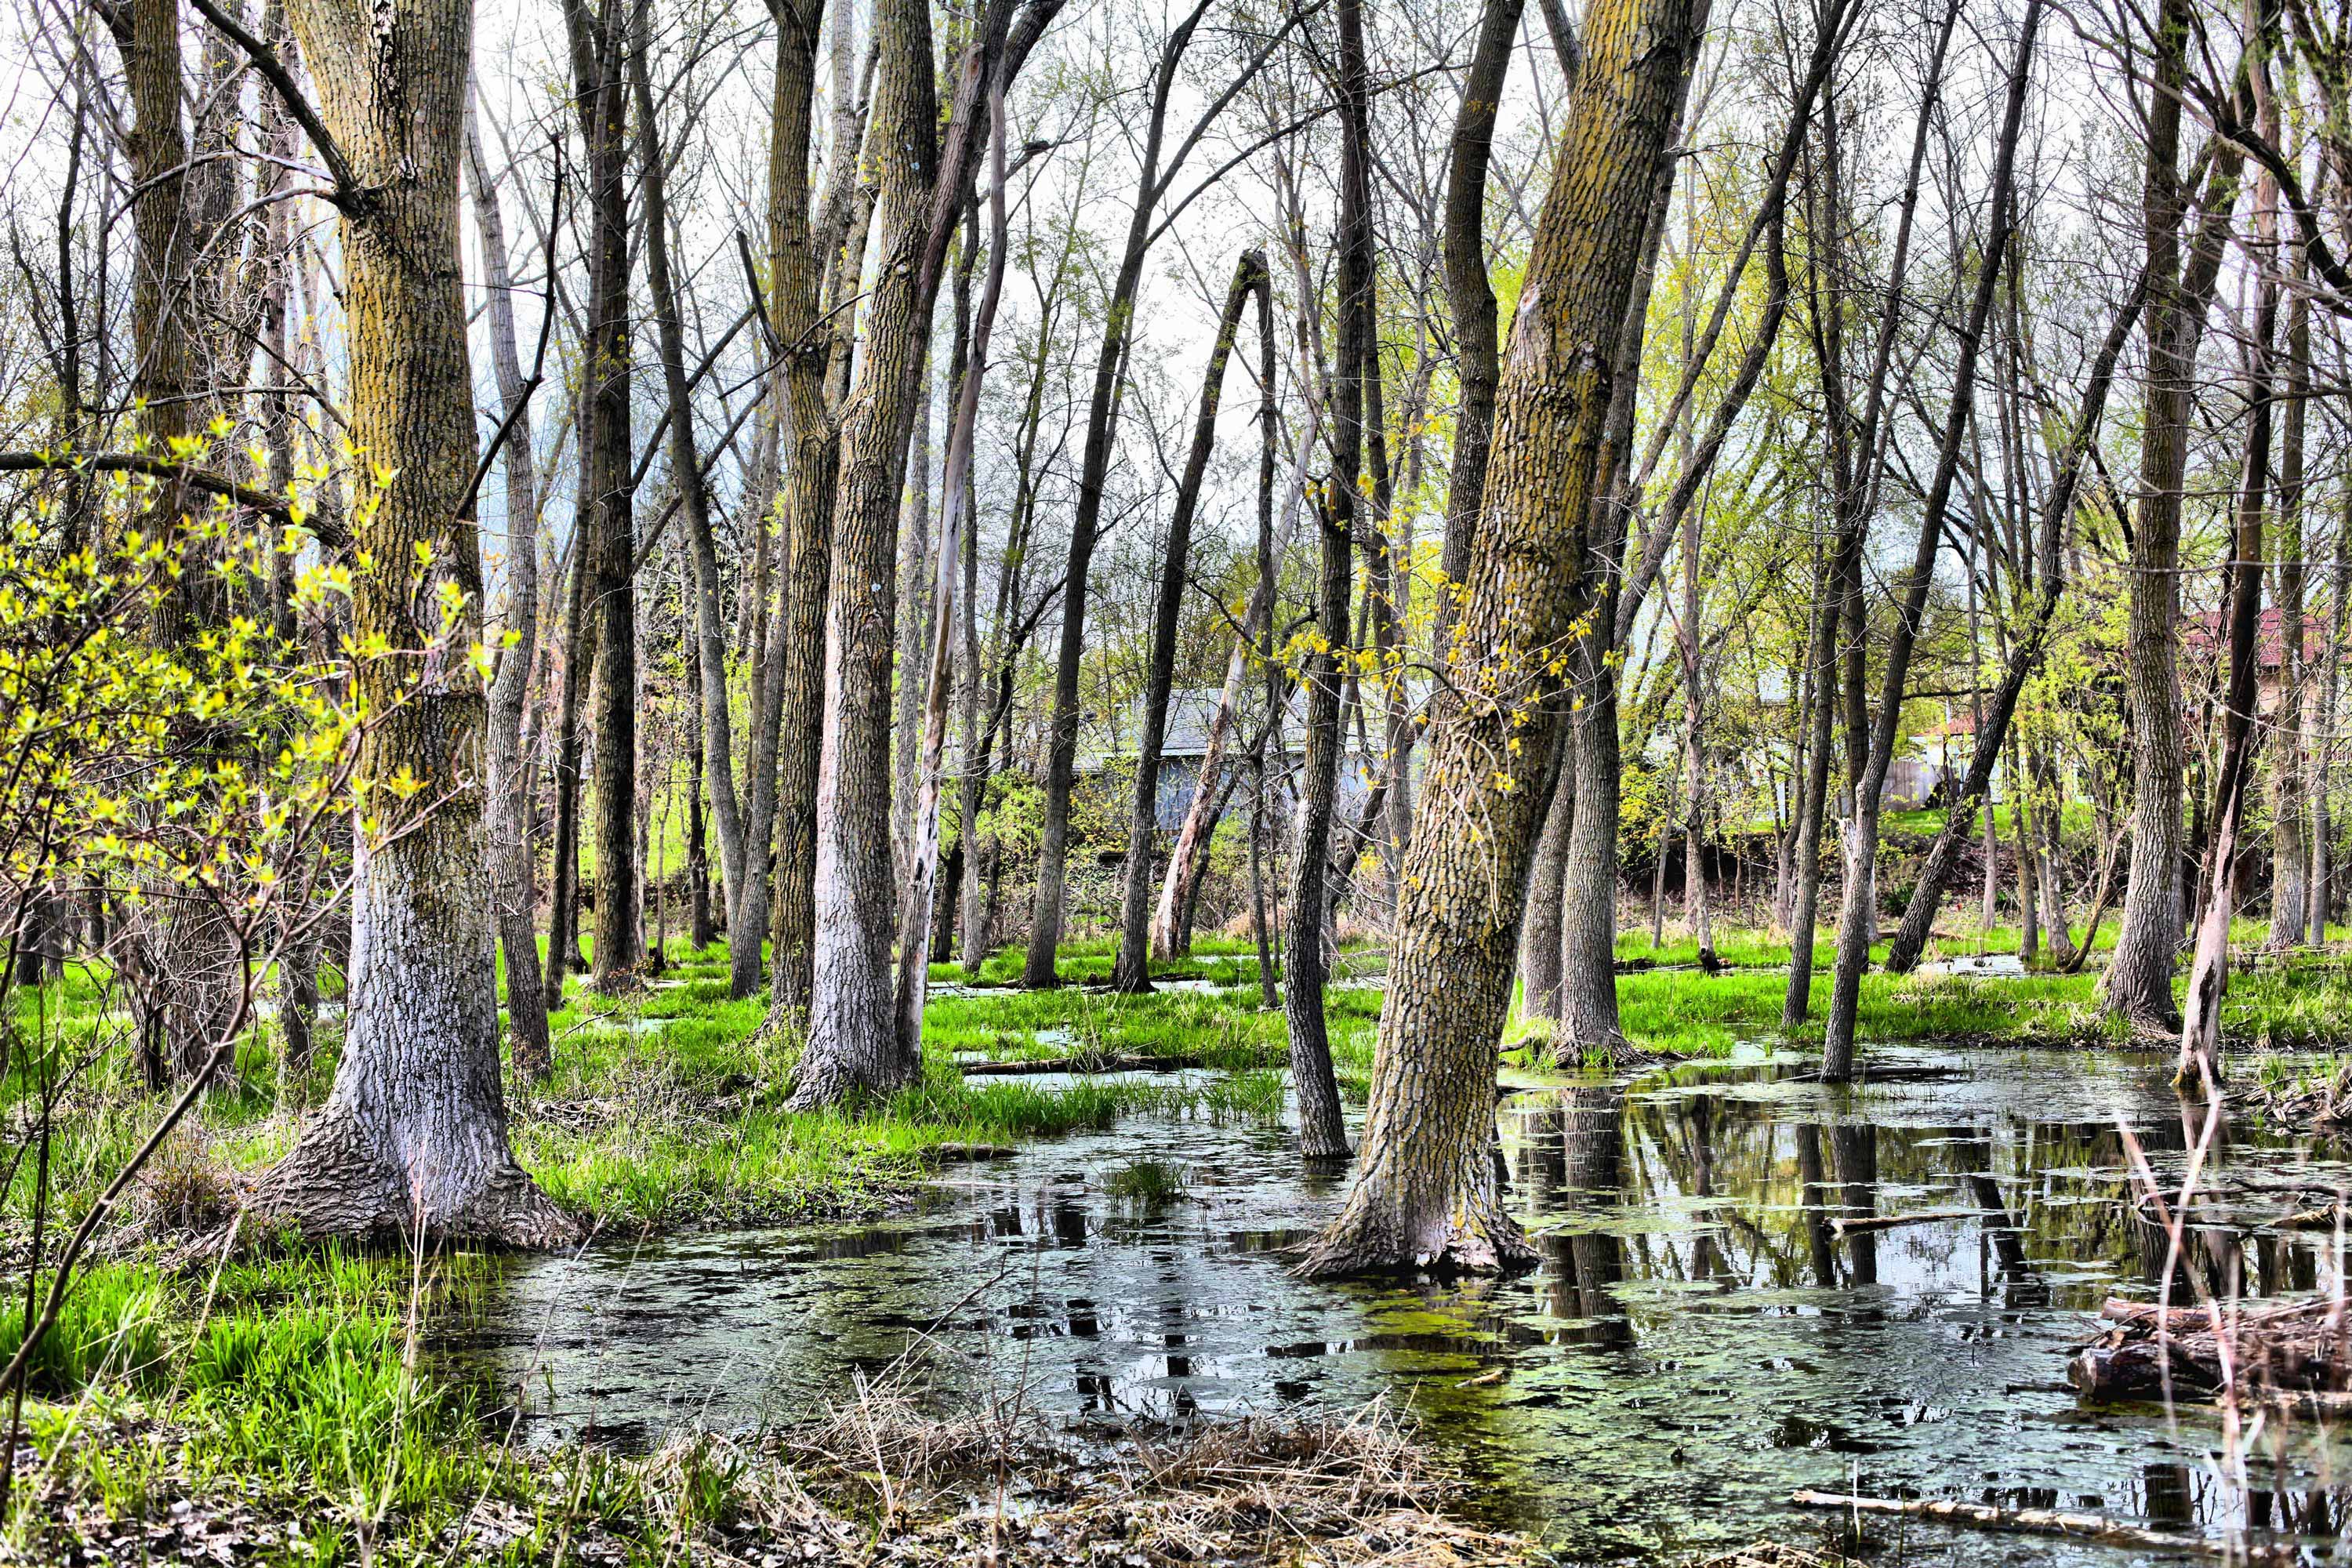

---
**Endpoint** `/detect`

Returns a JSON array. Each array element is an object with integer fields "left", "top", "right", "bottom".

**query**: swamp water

[{"left": 445, "top": 1043, "right": 2352, "bottom": 1563}]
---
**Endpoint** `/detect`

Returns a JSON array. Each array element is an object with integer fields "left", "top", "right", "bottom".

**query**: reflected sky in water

[{"left": 442, "top": 1043, "right": 2352, "bottom": 1563}]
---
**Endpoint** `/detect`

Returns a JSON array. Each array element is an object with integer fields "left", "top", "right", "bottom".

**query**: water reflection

[{"left": 445, "top": 1045, "right": 2352, "bottom": 1563}]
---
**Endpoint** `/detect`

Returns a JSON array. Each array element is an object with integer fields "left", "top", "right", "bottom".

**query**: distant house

[
  {"left": 1080, "top": 686, "right": 1380, "bottom": 833},
  {"left": 2183, "top": 605, "right": 2328, "bottom": 717}
]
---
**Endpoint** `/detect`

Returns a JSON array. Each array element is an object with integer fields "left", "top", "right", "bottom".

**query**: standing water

[{"left": 445, "top": 1043, "right": 2352, "bottom": 1563}]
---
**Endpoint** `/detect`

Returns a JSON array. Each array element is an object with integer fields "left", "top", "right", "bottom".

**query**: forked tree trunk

[
  {"left": 245, "top": 0, "right": 570, "bottom": 1245},
  {"left": 2106, "top": 0, "right": 2243, "bottom": 1035},
  {"left": 1113, "top": 252, "right": 1266, "bottom": 992},
  {"left": 792, "top": 0, "right": 1054, "bottom": 1105},
  {"left": 1298, "top": 0, "right": 1700, "bottom": 1276},
  {"left": 463, "top": 102, "right": 551, "bottom": 1077}
]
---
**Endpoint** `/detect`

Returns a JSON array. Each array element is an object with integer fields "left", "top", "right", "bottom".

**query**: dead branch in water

[{"left": 1791, "top": 1488, "right": 2285, "bottom": 1560}]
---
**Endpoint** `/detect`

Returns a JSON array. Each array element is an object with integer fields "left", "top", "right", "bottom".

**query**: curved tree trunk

[
  {"left": 1300, "top": 0, "right": 1700, "bottom": 1276},
  {"left": 1113, "top": 252, "right": 1266, "bottom": 992},
  {"left": 245, "top": 0, "right": 570, "bottom": 1245}
]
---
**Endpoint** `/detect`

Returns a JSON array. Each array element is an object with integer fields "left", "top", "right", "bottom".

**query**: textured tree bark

[
  {"left": 2106, "top": 0, "right": 2243, "bottom": 1035},
  {"left": 1519, "top": 739, "right": 1574, "bottom": 1024},
  {"left": 1437, "top": 0, "right": 1525, "bottom": 638},
  {"left": 1283, "top": 0, "right": 1378, "bottom": 1163},
  {"left": 1882, "top": 277, "right": 2143, "bottom": 974},
  {"left": 633, "top": 44, "right": 746, "bottom": 952},
  {"left": 568, "top": 0, "right": 641, "bottom": 991},
  {"left": 895, "top": 103, "right": 1014, "bottom": 1062},
  {"left": 1298, "top": 0, "right": 1700, "bottom": 1276},
  {"left": 1818, "top": 0, "right": 2039, "bottom": 1083},
  {"left": 464, "top": 102, "right": 551, "bottom": 1079},
  {"left": 759, "top": 0, "right": 848, "bottom": 1016},
  {"left": 793, "top": 0, "right": 1054, "bottom": 1106},
  {"left": 244, "top": 0, "right": 570, "bottom": 1245},
  {"left": 891, "top": 358, "right": 936, "bottom": 891},
  {"left": 2314, "top": 489, "right": 2351, "bottom": 942},
  {"left": 545, "top": 537, "right": 593, "bottom": 1001},
  {"left": 1558, "top": 660, "right": 1624, "bottom": 1051},
  {"left": 1113, "top": 253, "right": 1265, "bottom": 992}
]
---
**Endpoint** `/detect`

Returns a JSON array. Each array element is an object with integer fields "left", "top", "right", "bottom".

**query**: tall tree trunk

[
  {"left": 2314, "top": 486, "right": 2351, "bottom": 942},
  {"left": 1113, "top": 252, "right": 1267, "bottom": 991},
  {"left": 1298, "top": 0, "right": 1700, "bottom": 1276},
  {"left": 792, "top": 0, "right": 1055, "bottom": 1105},
  {"left": 464, "top": 100, "right": 552, "bottom": 1077},
  {"left": 2270, "top": 256, "right": 2312, "bottom": 951},
  {"left": 546, "top": 535, "right": 593, "bottom": 1002},
  {"left": 2106, "top": 0, "right": 2245, "bottom": 1034},
  {"left": 2180, "top": 67, "right": 2279, "bottom": 1087},
  {"left": 1284, "top": 0, "right": 1377, "bottom": 1163},
  {"left": 633, "top": 42, "right": 747, "bottom": 952},
  {"left": 892, "top": 355, "right": 937, "bottom": 890},
  {"left": 245, "top": 0, "right": 571, "bottom": 1244},
  {"left": 895, "top": 91, "right": 1018, "bottom": 1060},
  {"left": 1819, "top": 0, "right": 2040, "bottom": 1083},
  {"left": 759, "top": 0, "right": 848, "bottom": 1017},
  {"left": 568, "top": 0, "right": 641, "bottom": 991}
]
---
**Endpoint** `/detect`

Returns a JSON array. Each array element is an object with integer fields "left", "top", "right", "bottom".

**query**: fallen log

[
  {"left": 1789, "top": 1489, "right": 2274, "bottom": 1559},
  {"left": 956, "top": 1054, "right": 1203, "bottom": 1076},
  {"left": 2071, "top": 1295, "right": 2352, "bottom": 1402}
]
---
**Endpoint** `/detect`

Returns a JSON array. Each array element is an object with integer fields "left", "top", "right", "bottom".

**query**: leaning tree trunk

[
  {"left": 1818, "top": 0, "right": 2038, "bottom": 1083},
  {"left": 1113, "top": 252, "right": 1265, "bottom": 992},
  {"left": 1883, "top": 277, "right": 2143, "bottom": 973},
  {"left": 245, "top": 0, "right": 571, "bottom": 1244},
  {"left": 1298, "top": 0, "right": 1700, "bottom": 1276},
  {"left": 463, "top": 102, "right": 551, "bottom": 1077}
]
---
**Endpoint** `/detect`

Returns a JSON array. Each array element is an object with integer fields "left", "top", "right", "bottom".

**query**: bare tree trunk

[
  {"left": 2107, "top": 0, "right": 2244, "bottom": 1034},
  {"left": 1284, "top": 0, "right": 1377, "bottom": 1163},
  {"left": 895, "top": 81, "right": 1019, "bottom": 1060},
  {"left": 2180, "top": 77, "right": 2279, "bottom": 1087},
  {"left": 1820, "top": 0, "right": 2040, "bottom": 1083},
  {"left": 464, "top": 100, "right": 552, "bottom": 1076},
  {"left": 1519, "top": 735, "right": 1574, "bottom": 1022},
  {"left": 632, "top": 42, "right": 747, "bottom": 947},
  {"left": 1300, "top": 0, "right": 1700, "bottom": 1275},
  {"left": 1151, "top": 263, "right": 1289, "bottom": 959},
  {"left": 1114, "top": 252, "right": 1267, "bottom": 991},
  {"left": 760, "top": 0, "right": 850, "bottom": 1016},
  {"left": 568, "top": 0, "right": 641, "bottom": 992},
  {"left": 2314, "top": 487, "right": 2351, "bottom": 942},
  {"left": 244, "top": 0, "right": 570, "bottom": 1244},
  {"left": 793, "top": 0, "right": 1056, "bottom": 1105},
  {"left": 891, "top": 354, "right": 937, "bottom": 889},
  {"left": 2270, "top": 260, "right": 2312, "bottom": 951},
  {"left": 546, "top": 536, "right": 592, "bottom": 1001}
]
